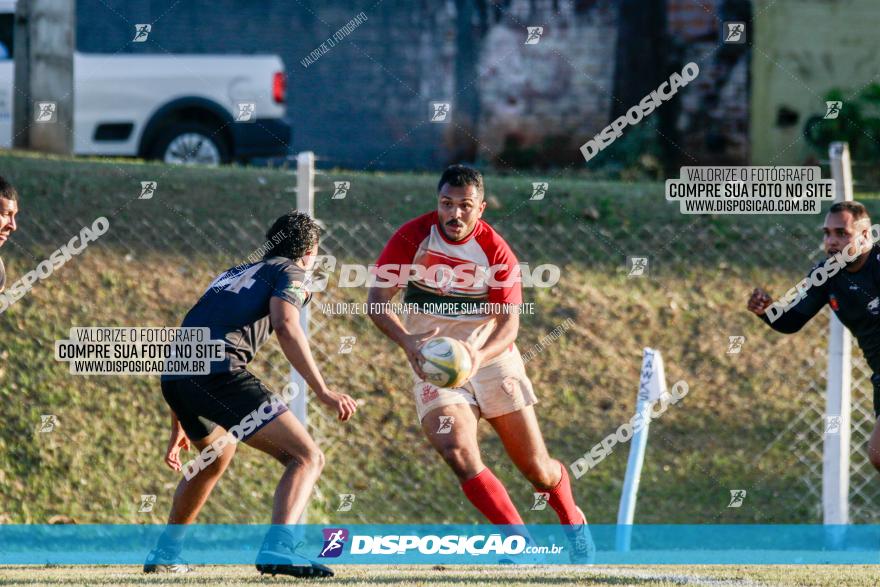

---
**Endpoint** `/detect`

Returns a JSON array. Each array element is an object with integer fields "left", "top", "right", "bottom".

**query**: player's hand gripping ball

[{"left": 420, "top": 336, "right": 473, "bottom": 388}]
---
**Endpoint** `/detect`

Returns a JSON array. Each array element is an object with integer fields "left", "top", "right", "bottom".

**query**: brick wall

[
  {"left": 476, "top": 0, "right": 618, "bottom": 167},
  {"left": 667, "top": 0, "right": 751, "bottom": 164}
]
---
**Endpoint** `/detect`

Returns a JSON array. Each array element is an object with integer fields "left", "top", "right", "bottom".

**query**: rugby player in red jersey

[{"left": 367, "top": 165, "right": 594, "bottom": 563}]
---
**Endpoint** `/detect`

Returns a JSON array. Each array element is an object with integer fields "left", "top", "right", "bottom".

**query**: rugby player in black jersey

[
  {"left": 0, "top": 176, "right": 19, "bottom": 294},
  {"left": 749, "top": 201, "right": 880, "bottom": 472},
  {"left": 145, "top": 212, "right": 356, "bottom": 578}
]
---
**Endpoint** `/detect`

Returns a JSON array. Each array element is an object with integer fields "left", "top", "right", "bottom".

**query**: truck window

[{"left": 0, "top": 14, "right": 12, "bottom": 59}]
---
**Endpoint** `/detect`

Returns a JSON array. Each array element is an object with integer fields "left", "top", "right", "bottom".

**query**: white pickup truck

[{"left": 0, "top": 1, "right": 291, "bottom": 165}]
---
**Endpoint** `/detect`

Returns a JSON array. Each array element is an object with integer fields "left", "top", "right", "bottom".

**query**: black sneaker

[
  {"left": 565, "top": 507, "right": 596, "bottom": 564},
  {"left": 255, "top": 540, "right": 334, "bottom": 578},
  {"left": 143, "top": 547, "right": 191, "bottom": 573}
]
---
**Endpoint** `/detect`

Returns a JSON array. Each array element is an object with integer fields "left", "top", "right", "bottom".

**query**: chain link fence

[
  {"left": 3, "top": 159, "right": 878, "bottom": 523},
  {"left": 308, "top": 210, "right": 880, "bottom": 523}
]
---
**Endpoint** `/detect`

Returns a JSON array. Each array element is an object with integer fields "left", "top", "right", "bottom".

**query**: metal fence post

[
  {"left": 823, "top": 141, "right": 853, "bottom": 526},
  {"left": 291, "top": 152, "right": 315, "bottom": 522},
  {"left": 291, "top": 151, "right": 315, "bottom": 426}
]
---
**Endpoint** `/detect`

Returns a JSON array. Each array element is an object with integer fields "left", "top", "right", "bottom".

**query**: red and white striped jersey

[
  {"left": 374, "top": 211, "right": 523, "bottom": 350},
  {"left": 375, "top": 211, "right": 522, "bottom": 311}
]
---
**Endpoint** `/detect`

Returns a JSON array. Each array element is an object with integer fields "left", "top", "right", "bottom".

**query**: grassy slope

[{"left": 1, "top": 151, "right": 879, "bottom": 526}]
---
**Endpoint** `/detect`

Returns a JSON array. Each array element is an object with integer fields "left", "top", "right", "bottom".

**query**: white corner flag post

[
  {"left": 616, "top": 347, "right": 667, "bottom": 551},
  {"left": 823, "top": 142, "right": 853, "bottom": 529}
]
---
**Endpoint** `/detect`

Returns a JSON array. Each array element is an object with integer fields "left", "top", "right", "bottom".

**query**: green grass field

[
  {"left": 3, "top": 150, "right": 880, "bottom": 530},
  {"left": 3, "top": 564, "right": 880, "bottom": 586}
]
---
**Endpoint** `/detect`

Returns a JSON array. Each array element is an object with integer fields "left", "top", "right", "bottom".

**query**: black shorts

[{"left": 161, "top": 370, "right": 289, "bottom": 441}]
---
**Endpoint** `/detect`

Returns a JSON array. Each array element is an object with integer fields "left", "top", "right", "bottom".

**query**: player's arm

[
  {"left": 464, "top": 235, "right": 522, "bottom": 373},
  {"left": 466, "top": 309, "right": 519, "bottom": 375},
  {"left": 164, "top": 409, "right": 189, "bottom": 472},
  {"left": 747, "top": 284, "right": 826, "bottom": 334},
  {"left": 269, "top": 297, "right": 356, "bottom": 421},
  {"left": 366, "top": 284, "right": 436, "bottom": 379}
]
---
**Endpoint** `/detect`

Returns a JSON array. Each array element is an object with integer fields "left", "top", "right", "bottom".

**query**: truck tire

[{"left": 147, "top": 122, "right": 231, "bottom": 166}]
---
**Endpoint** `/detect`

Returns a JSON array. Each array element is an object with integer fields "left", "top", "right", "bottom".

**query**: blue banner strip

[{"left": 1, "top": 525, "right": 880, "bottom": 565}]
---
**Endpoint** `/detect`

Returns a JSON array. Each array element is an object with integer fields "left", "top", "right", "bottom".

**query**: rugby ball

[{"left": 420, "top": 337, "right": 473, "bottom": 388}]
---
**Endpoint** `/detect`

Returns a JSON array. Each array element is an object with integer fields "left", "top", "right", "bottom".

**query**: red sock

[
  {"left": 541, "top": 462, "right": 585, "bottom": 525},
  {"left": 461, "top": 468, "right": 524, "bottom": 525}
]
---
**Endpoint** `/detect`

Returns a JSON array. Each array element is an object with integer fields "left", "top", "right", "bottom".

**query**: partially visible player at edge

[
  {"left": 145, "top": 212, "right": 357, "bottom": 578},
  {"left": 0, "top": 176, "right": 19, "bottom": 294},
  {"left": 749, "top": 201, "right": 880, "bottom": 471},
  {"left": 367, "top": 165, "right": 594, "bottom": 563}
]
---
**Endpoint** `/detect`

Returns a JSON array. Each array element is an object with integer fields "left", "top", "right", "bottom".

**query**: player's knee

[
  {"left": 439, "top": 445, "right": 479, "bottom": 476},
  {"left": 293, "top": 446, "right": 324, "bottom": 473},
  {"left": 196, "top": 444, "right": 233, "bottom": 478},
  {"left": 192, "top": 461, "right": 228, "bottom": 487},
  {"left": 310, "top": 448, "right": 326, "bottom": 472}
]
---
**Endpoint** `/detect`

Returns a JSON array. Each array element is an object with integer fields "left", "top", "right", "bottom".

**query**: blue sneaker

[{"left": 565, "top": 507, "right": 596, "bottom": 564}]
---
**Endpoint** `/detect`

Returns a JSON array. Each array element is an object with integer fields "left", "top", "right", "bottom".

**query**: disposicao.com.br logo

[
  {"left": 317, "top": 528, "right": 561, "bottom": 557},
  {"left": 319, "top": 528, "right": 349, "bottom": 558}
]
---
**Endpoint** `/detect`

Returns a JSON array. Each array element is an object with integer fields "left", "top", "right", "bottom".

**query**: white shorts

[{"left": 412, "top": 346, "right": 538, "bottom": 422}]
